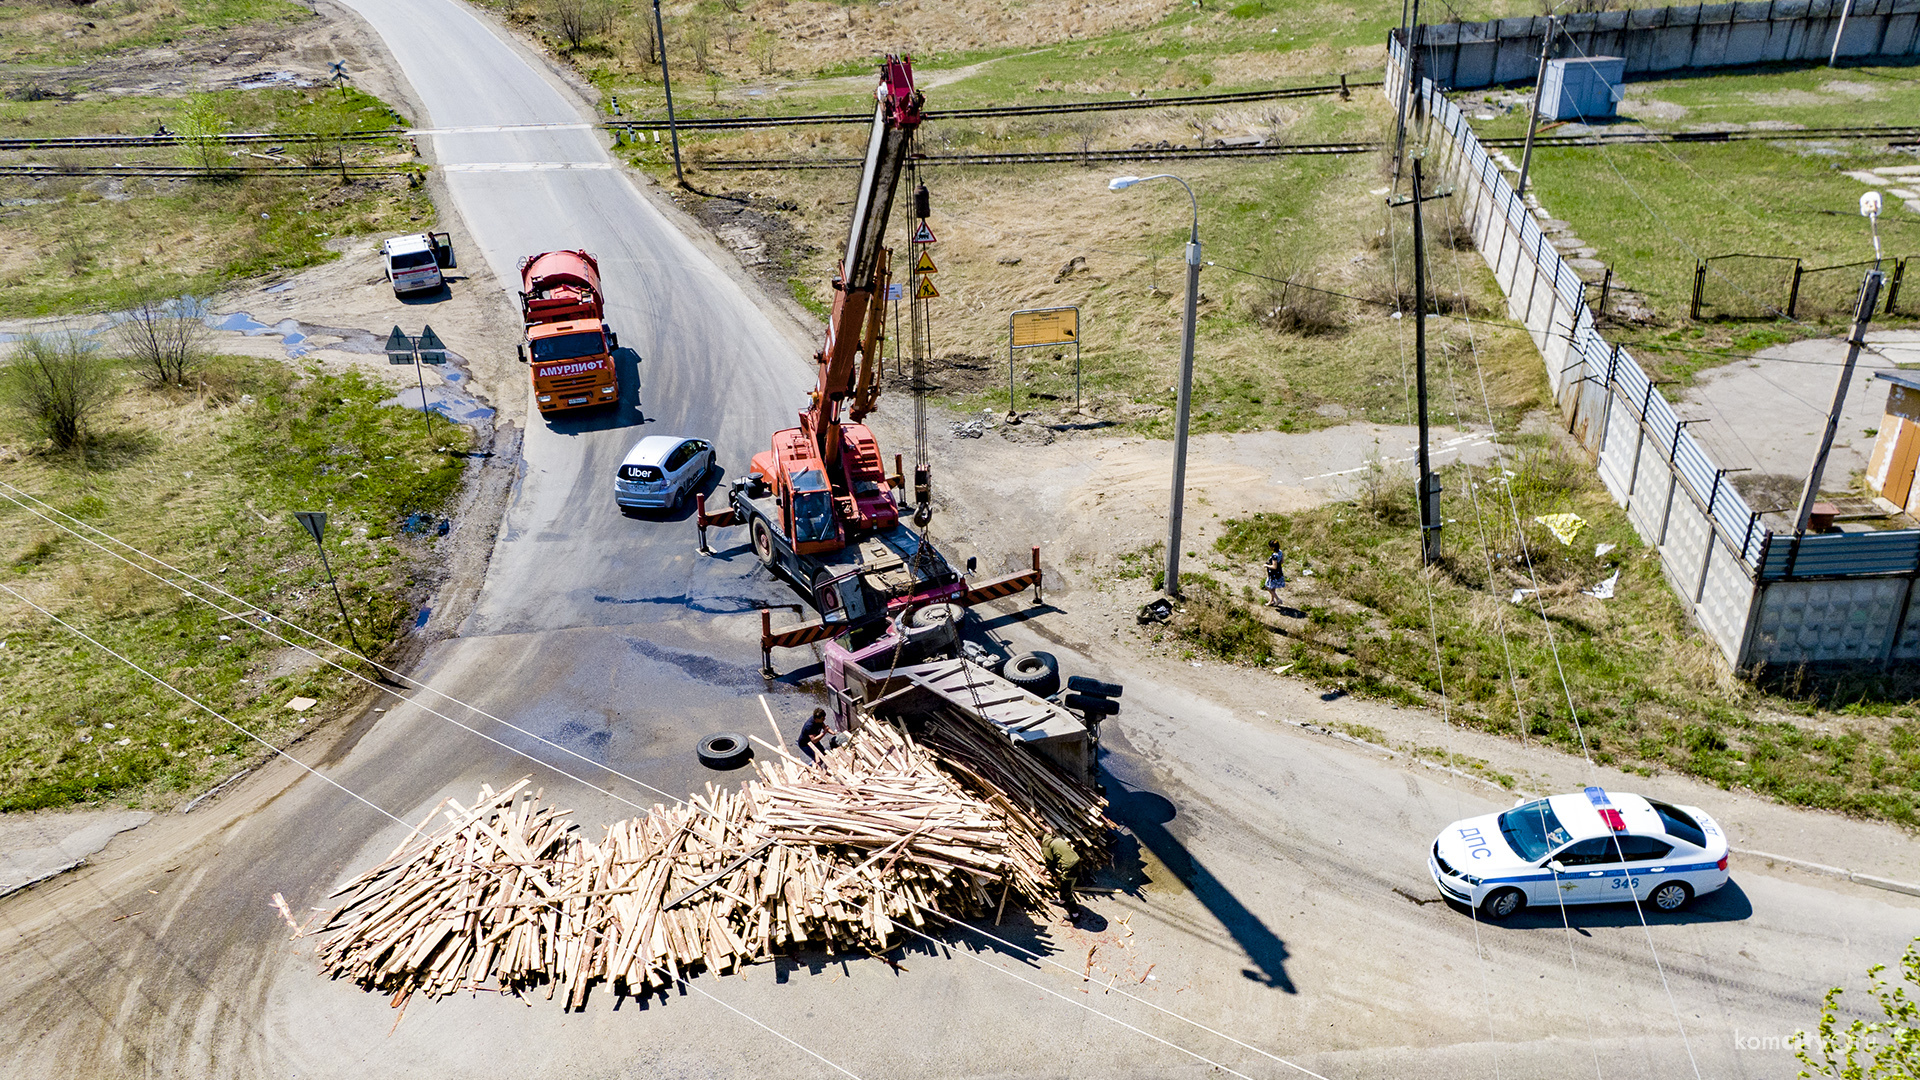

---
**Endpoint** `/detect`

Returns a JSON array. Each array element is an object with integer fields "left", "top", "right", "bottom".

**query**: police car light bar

[
  {"left": 1599, "top": 808, "right": 1626, "bottom": 832},
  {"left": 1583, "top": 785, "right": 1612, "bottom": 807}
]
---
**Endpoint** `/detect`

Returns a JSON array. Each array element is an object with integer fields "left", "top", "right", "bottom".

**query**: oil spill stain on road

[
  {"left": 623, "top": 637, "right": 765, "bottom": 690},
  {"left": 593, "top": 593, "right": 764, "bottom": 615}
]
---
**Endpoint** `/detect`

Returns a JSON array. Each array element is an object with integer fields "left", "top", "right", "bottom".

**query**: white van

[{"left": 381, "top": 232, "right": 452, "bottom": 296}]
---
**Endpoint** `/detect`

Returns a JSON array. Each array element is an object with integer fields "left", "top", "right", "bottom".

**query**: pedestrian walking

[
  {"left": 798, "top": 707, "right": 829, "bottom": 762},
  {"left": 1263, "top": 540, "right": 1287, "bottom": 607},
  {"left": 1043, "top": 833, "right": 1083, "bottom": 920}
]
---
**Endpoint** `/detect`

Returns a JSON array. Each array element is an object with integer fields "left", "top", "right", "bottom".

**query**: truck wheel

[
  {"left": 1004, "top": 651, "right": 1060, "bottom": 697},
  {"left": 908, "top": 603, "right": 960, "bottom": 630},
  {"left": 697, "top": 732, "right": 750, "bottom": 770},
  {"left": 751, "top": 518, "right": 775, "bottom": 566}
]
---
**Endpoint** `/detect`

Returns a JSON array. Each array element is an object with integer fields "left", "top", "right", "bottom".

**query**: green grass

[
  {"left": 1461, "top": 64, "right": 1920, "bottom": 349},
  {"left": 0, "top": 355, "right": 473, "bottom": 811},
  {"left": 0, "top": 87, "right": 427, "bottom": 317},
  {"left": 1173, "top": 444, "right": 1920, "bottom": 826},
  {"left": 0, "top": 0, "right": 308, "bottom": 66}
]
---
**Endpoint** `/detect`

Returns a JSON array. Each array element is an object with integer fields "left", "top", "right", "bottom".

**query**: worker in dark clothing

[
  {"left": 1263, "top": 540, "right": 1287, "bottom": 608},
  {"left": 798, "top": 707, "right": 830, "bottom": 762},
  {"left": 1043, "top": 834, "right": 1083, "bottom": 920}
]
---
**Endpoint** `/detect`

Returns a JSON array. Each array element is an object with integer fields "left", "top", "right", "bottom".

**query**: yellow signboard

[
  {"left": 914, "top": 249, "right": 938, "bottom": 274},
  {"left": 915, "top": 276, "right": 940, "bottom": 299},
  {"left": 1010, "top": 307, "right": 1078, "bottom": 348}
]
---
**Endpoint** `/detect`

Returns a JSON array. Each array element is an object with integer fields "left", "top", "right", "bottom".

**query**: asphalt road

[{"left": 1, "top": 3, "right": 1915, "bottom": 1078}]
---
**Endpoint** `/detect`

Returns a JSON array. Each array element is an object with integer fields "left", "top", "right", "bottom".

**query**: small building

[
  {"left": 1542, "top": 56, "right": 1624, "bottom": 122},
  {"left": 1864, "top": 371, "right": 1920, "bottom": 513}
]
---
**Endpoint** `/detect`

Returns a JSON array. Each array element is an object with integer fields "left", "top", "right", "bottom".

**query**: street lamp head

[
  {"left": 1861, "top": 191, "right": 1883, "bottom": 219},
  {"left": 1108, "top": 176, "right": 1141, "bottom": 191}
]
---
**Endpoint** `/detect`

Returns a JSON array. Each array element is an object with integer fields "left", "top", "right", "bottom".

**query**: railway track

[
  {"left": 607, "top": 79, "right": 1380, "bottom": 132},
  {"left": 0, "top": 130, "right": 403, "bottom": 152},
  {"left": 0, "top": 162, "right": 418, "bottom": 179},
  {"left": 699, "top": 122, "right": 1920, "bottom": 171}
]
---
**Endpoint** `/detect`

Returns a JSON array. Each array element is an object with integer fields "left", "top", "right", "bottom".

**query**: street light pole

[{"left": 1110, "top": 173, "right": 1201, "bottom": 598}]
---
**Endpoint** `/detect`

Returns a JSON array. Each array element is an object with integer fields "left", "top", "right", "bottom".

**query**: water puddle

[
  {"left": 209, "top": 311, "right": 311, "bottom": 355},
  {"left": 261, "top": 280, "right": 295, "bottom": 294},
  {"left": 382, "top": 383, "right": 495, "bottom": 425}
]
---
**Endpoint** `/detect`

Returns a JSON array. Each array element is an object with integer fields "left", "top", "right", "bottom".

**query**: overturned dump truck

[{"left": 834, "top": 656, "right": 1098, "bottom": 789}]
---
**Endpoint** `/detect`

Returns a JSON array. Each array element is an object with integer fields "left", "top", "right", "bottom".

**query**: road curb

[{"left": 1732, "top": 848, "right": 1920, "bottom": 898}]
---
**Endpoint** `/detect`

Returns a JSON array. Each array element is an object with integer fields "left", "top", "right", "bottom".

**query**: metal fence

[
  {"left": 1689, "top": 254, "right": 1911, "bottom": 320},
  {"left": 1390, "top": 36, "right": 1920, "bottom": 669}
]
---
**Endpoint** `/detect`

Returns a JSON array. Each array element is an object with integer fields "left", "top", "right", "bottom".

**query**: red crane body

[{"left": 750, "top": 56, "right": 923, "bottom": 556}]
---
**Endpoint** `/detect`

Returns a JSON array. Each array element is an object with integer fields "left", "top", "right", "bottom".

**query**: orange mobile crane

[{"left": 698, "top": 56, "right": 1041, "bottom": 666}]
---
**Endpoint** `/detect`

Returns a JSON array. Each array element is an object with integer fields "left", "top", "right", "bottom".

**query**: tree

[
  {"left": 632, "top": 14, "right": 658, "bottom": 66},
  {"left": 1795, "top": 937, "right": 1920, "bottom": 1079},
  {"left": 175, "top": 93, "right": 230, "bottom": 172},
  {"left": 113, "top": 289, "right": 211, "bottom": 387},
  {"left": 2, "top": 331, "right": 115, "bottom": 451}
]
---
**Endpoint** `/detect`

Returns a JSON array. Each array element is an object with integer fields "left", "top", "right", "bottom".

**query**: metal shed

[{"left": 1542, "top": 56, "right": 1624, "bottom": 121}]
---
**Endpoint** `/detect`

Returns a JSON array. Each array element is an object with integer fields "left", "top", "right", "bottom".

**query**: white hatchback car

[
  {"left": 614, "top": 435, "right": 713, "bottom": 511},
  {"left": 1430, "top": 787, "right": 1729, "bottom": 919}
]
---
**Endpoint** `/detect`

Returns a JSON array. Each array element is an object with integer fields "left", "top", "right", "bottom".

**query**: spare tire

[
  {"left": 1003, "top": 651, "right": 1060, "bottom": 697},
  {"left": 908, "top": 603, "right": 961, "bottom": 630},
  {"left": 697, "top": 732, "right": 751, "bottom": 770}
]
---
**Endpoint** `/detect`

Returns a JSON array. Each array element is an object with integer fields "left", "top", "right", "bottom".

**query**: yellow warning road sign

[
  {"left": 915, "top": 276, "right": 940, "bottom": 299},
  {"left": 914, "top": 249, "right": 938, "bottom": 274},
  {"left": 1010, "top": 306, "right": 1078, "bottom": 347}
]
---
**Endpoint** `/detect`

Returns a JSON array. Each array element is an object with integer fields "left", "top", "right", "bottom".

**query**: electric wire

[
  {"left": 908, "top": 905, "right": 1333, "bottom": 1079},
  {"left": 0, "top": 483, "right": 1320, "bottom": 1076},
  {"left": 1383, "top": 108, "right": 1512, "bottom": 1080},
  {"left": 0, "top": 583, "right": 870, "bottom": 1079},
  {"left": 1420, "top": 71, "right": 1706, "bottom": 1078},
  {"left": 884, "top": 919, "right": 1259, "bottom": 1080}
]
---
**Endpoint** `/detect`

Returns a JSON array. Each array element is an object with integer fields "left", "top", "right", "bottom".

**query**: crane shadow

[{"left": 1101, "top": 771, "right": 1297, "bottom": 992}]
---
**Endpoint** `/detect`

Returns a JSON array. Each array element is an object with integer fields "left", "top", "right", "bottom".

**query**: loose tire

[
  {"left": 751, "top": 518, "right": 775, "bottom": 567},
  {"left": 1004, "top": 651, "right": 1060, "bottom": 697},
  {"left": 1481, "top": 887, "right": 1526, "bottom": 921},
  {"left": 1650, "top": 880, "right": 1693, "bottom": 912},
  {"left": 697, "top": 732, "right": 750, "bottom": 770}
]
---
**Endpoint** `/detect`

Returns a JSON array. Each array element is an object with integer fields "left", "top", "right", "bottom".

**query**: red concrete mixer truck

[{"left": 516, "top": 249, "right": 622, "bottom": 416}]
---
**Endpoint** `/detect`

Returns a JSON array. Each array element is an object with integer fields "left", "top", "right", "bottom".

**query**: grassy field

[
  {"left": 0, "top": 354, "right": 472, "bottom": 811},
  {"left": 0, "top": 0, "right": 308, "bottom": 66},
  {"left": 1143, "top": 438, "right": 1920, "bottom": 826},
  {"left": 1460, "top": 64, "right": 1920, "bottom": 383},
  {"left": 0, "top": 86, "right": 427, "bottom": 317}
]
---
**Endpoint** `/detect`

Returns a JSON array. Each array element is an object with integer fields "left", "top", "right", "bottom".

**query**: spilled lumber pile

[{"left": 312, "top": 716, "right": 1106, "bottom": 1008}]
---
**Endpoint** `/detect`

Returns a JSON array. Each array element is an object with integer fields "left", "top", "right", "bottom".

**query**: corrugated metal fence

[{"left": 1389, "top": 38, "right": 1920, "bottom": 669}]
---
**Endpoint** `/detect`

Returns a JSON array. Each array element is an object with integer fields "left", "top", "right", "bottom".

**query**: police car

[{"left": 1429, "top": 787, "right": 1729, "bottom": 919}]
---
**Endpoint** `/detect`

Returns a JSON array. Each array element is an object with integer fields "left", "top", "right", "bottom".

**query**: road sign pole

[{"left": 295, "top": 512, "right": 366, "bottom": 656}]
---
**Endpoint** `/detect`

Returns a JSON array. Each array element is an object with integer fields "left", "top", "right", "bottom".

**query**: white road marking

[
  {"left": 409, "top": 122, "right": 594, "bottom": 135},
  {"left": 440, "top": 161, "right": 615, "bottom": 172}
]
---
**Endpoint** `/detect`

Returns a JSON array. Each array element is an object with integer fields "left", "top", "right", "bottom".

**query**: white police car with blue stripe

[{"left": 1429, "top": 787, "right": 1729, "bottom": 919}]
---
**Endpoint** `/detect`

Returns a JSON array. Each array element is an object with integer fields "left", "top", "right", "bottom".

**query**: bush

[
  {"left": 3, "top": 330, "right": 115, "bottom": 450},
  {"left": 113, "top": 291, "right": 211, "bottom": 387},
  {"left": 1248, "top": 258, "right": 1344, "bottom": 336}
]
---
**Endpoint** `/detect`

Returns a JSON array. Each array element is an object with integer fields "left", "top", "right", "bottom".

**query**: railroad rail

[
  {"left": 0, "top": 162, "right": 418, "bottom": 179},
  {"left": 698, "top": 122, "right": 1920, "bottom": 170},
  {"left": 0, "top": 130, "right": 403, "bottom": 152},
  {"left": 607, "top": 79, "right": 1381, "bottom": 132}
]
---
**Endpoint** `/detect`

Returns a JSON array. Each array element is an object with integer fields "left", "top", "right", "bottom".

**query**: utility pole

[
  {"left": 1516, "top": 17, "right": 1555, "bottom": 199},
  {"left": 1389, "top": 159, "right": 1453, "bottom": 564},
  {"left": 1795, "top": 193, "right": 1887, "bottom": 537},
  {"left": 1391, "top": 0, "right": 1423, "bottom": 190},
  {"left": 652, "top": 0, "right": 684, "bottom": 186}
]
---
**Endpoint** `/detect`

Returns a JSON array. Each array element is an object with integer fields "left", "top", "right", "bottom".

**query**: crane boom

[{"left": 807, "top": 55, "right": 922, "bottom": 465}]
